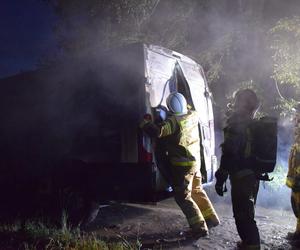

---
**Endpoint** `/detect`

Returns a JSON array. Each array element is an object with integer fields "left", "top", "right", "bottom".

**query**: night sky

[{"left": 0, "top": 0, "right": 57, "bottom": 78}]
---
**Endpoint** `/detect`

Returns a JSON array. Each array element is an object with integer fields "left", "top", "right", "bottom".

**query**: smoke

[
  {"left": 3, "top": 0, "right": 300, "bottom": 206},
  {"left": 212, "top": 116, "right": 294, "bottom": 210},
  {"left": 47, "top": 1, "right": 300, "bottom": 119},
  {"left": 255, "top": 117, "right": 293, "bottom": 210},
  {"left": 0, "top": 42, "right": 146, "bottom": 165}
]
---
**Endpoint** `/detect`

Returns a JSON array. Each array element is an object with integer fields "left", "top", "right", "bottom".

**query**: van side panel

[{"left": 0, "top": 43, "right": 155, "bottom": 203}]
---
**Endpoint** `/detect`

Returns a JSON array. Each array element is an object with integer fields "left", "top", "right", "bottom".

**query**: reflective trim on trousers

[
  {"left": 201, "top": 207, "right": 214, "bottom": 219},
  {"left": 188, "top": 215, "right": 204, "bottom": 226}
]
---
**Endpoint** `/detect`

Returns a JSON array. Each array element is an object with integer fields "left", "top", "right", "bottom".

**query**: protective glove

[
  {"left": 139, "top": 119, "right": 150, "bottom": 129},
  {"left": 256, "top": 173, "right": 273, "bottom": 181},
  {"left": 140, "top": 120, "right": 160, "bottom": 138},
  {"left": 215, "top": 168, "right": 228, "bottom": 197},
  {"left": 215, "top": 181, "right": 225, "bottom": 196}
]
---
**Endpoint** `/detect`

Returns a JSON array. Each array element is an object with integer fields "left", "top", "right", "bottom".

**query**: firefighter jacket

[
  {"left": 287, "top": 143, "right": 300, "bottom": 191},
  {"left": 159, "top": 110, "right": 200, "bottom": 166},
  {"left": 216, "top": 112, "right": 255, "bottom": 181},
  {"left": 286, "top": 113, "right": 300, "bottom": 190},
  {"left": 141, "top": 111, "right": 200, "bottom": 167}
]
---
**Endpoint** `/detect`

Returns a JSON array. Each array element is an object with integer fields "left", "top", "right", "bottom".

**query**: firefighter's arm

[
  {"left": 286, "top": 146, "right": 295, "bottom": 188},
  {"left": 139, "top": 120, "right": 161, "bottom": 138},
  {"left": 215, "top": 124, "right": 243, "bottom": 196},
  {"left": 158, "top": 116, "right": 178, "bottom": 138},
  {"left": 219, "top": 124, "right": 244, "bottom": 171},
  {"left": 215, "top": 167, "right": 228, "bottom": 196},
  {"left": 286, "top": 144, "right": 300, "bottom": 189}
]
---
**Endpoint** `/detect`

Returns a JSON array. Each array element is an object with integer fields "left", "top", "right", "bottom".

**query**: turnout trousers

[
  {"left": 170, "top": 163, "right": 219, "bottom": 232},
  {"left": 230, "top": 171, "right": 260, "bottom": 249},
  {"left": 291, "top": 191, "right": 300, "bottom": 233}
]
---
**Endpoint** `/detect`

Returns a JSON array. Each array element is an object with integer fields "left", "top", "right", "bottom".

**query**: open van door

[
  {"left": 176, "top": 61, "right": 217, "bottom": 184},
  {"left": 144, "top": 45, "right": 217, "bottom": 198}
]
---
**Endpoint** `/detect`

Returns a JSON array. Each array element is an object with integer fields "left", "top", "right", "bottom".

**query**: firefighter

[
  {"left": 140, "top": 92, "right": 219, "bottom": 239},
  {"left": 215, "top": 89, "right": 261, "bottom": 250},
  {"left": 286, "top": 106, "right": 300, "bottom": 240}
]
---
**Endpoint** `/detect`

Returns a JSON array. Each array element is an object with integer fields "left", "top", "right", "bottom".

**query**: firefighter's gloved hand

[
  {"left": 215, "top": 168, "right": 228, "bottom": 197},
  {"left": 215, "top": 181, "right": 226, "bottom": 196},
  {"left": 215, "top": 184, "right": 223, "bottom": 196},
  {"left": 139, "top": 119, "right": 150, "bottom": 129},
  {"left": 256, "top": 173, "right": 274, "bottom": 181},
  {"left": 140, "top": 121, "right": 160, "bottom": 138}
]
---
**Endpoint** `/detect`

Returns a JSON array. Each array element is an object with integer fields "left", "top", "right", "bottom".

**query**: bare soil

[{"left": 87, "top": 198, "right": 298, "bottom": 250}]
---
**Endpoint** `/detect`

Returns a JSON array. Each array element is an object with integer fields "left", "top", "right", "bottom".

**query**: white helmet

[{"left": 166, "top": 92, "right": 188, "bottom": 116}]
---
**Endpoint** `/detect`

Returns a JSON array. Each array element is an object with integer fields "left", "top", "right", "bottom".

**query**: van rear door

[{"left": 177, "top": 61, "right": 217, "bottom": 184}]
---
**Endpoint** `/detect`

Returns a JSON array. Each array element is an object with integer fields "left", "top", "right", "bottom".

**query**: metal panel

[{"left": 145, "top": 47, "right": 177, "bottom": 108}]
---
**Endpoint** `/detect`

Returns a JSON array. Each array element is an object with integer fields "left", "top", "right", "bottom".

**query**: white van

[
  {"left": 0, "top": 43, "right": 217, "bottom": 203},
  {"left": 138, "top": 44, "right": 217, "bottom": 194}
]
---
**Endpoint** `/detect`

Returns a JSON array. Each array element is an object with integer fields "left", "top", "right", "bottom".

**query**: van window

[
  {"left": 173, "top": 65, "right": 193, "bottom": 108},
  {"left": 178, "top": 61, "right": 209, "bottom": 123}
]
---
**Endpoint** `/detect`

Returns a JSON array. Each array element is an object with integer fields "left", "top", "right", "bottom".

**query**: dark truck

[{"left": 0, "top": 43, "right": 216, "bottom": 210}]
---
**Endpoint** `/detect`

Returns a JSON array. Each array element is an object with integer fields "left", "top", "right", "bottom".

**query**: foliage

[
  {"left": 268, "top": 16, "right": 300, "bottom": 117},
  {"left": 269, "top": 16, "right": 300, "bottom": 87},
  {"left": 198, "top": 33, "right": 234, "bottom": 85},
  {"left": 43, "top": 1, "right": 300, "bottom": 120},
  {"left": 46, "top": 0, "right": 162, "bottom": 52},
  {"left": 0, "top": 217, "right": 139, "bottom": 250},
  {"left": 274, "top": 98, "right": 298, "bottom": 119}
]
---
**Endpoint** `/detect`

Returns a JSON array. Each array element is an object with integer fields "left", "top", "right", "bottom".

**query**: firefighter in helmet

[
  {"left": 215, "top": 88, "right": 261, "bottom": 249},
  {"left": 140, "top": 92, "right": 220, "bottom": 239},
  {"left": 286, "top": 104, "right": 300, "bottom": 240}
]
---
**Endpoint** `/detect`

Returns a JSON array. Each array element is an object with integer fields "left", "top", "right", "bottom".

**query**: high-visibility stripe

[
  {"left": 201, "top": 207, "right": 214, "bottom": 219},
  {"left": 159, "top": 116, "right": 177, "bottom": 137},
  {"left": 188, "top": 215, "right": 204, "bottom": 226},
  {"left": 171, "top": 160, "right": 195, "bottom": 166},
  {"left": 160, "top": 122, "right": 172, "bottom": 136}
]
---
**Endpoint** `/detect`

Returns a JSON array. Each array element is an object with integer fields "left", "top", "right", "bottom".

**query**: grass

[{"left": 0, "top": 211, "right": 142, "bottom": 250}]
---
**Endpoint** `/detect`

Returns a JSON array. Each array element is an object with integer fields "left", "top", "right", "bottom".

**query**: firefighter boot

[
  {"left": 287, "top": 218, "right": 300, "bottom": 241},
  {"left": 190, "top": 221, "right": 209, "bottom": 239},
  {"left": 206, "top": 217, "right": 220, "bottom": 229},
  {"left": 287, "top": 232, "right": 300, "bottom": 241},
  {"left": 236, "top": 241, "right": 261, "bottom": 250}
]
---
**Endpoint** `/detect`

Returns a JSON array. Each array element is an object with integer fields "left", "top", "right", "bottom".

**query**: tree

[
  {"left": 45, "top": 0, "right": 300, "bottom": 121},
  {"left": 269, "top": 16, "right": 300, "bottom": 117},
  {"left": 47, "top": 0, "right": 163, "bottom": 53}
]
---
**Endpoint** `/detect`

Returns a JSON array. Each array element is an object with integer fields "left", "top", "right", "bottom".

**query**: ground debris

[{"left": 87, "top": 200, "right": 296, "bottom": 249}]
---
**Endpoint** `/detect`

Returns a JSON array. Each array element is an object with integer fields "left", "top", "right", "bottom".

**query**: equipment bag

[{"left": 248, "top": 116, "right": 278, "bottom": 173}]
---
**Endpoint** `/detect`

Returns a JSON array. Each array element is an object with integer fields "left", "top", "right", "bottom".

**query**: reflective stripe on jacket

[{"left": 159, "top": 111, "right": 200, "bottom": 166}]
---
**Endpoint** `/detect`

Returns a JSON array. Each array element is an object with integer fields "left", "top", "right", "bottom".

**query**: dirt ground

[{"left": 87, "top": 197, "right": 298, "bottom": 250}]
